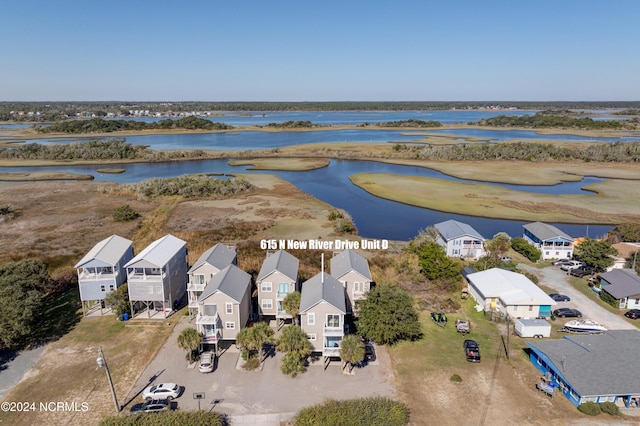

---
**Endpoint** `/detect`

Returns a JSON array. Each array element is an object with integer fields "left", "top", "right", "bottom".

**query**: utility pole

[{"left": 97, "top": 346, "right": 120, "bottom": 413}]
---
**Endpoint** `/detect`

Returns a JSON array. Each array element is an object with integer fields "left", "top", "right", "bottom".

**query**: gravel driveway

[{"left": 519, "top": 264, "right": 636, "bottom": 330}]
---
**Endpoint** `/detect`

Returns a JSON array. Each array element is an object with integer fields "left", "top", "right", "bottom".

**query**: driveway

[
  {"left": 519, "top": 264, "right": 636, "bottom": 330},
  {"left": 124, "top": 317, "right": 396, "bottom": 420}
]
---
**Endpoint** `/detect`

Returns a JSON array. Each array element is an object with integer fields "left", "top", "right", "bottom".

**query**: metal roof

[
  {"left": 188, "top": 243, "right": 237, "bottom": 273},
  {"left": 330, "top": 249, "right": 372, "bottom": 280},
  {"left": 75, "top": 235, "right": 133, "bottom": 268},
  {"left": 527, "top": 330, "right": 640, "bottom": 397},
  {"left": 197, "top": 264, "right": 251, "bottom": 304},
  {"left": 299, "top": 272, "right": 346, "bottom": 314},
  {"left": 258, "top": 250, "right": 299, "bottom": 282},
  {"left": 434, "top": 219, "right": 485, "bottom": 241},
  {"left": 600, "top": 269, "right": 640, "bottom": 299},
  {"left": 523, "top": 222, "right": 574, "bottom": 242},
  {"left": 124, "top": 234, "right": 186, "bottom": 269},
  {"left": 467, "top": 268, "right": 556, "bottom": 306}
]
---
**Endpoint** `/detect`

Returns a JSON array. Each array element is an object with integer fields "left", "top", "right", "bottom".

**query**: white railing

[
  {"left": 187, "top": 283, "right": 206, "bottom": 292},
  {"left": 196, "top": 312, "right": 220, "bottom": 325},
  {"left": 323, "top": 346, "right": 341, "bottom": 356},
  {"left": 323, "top": 326, "right": 344, "bottom": 336}
]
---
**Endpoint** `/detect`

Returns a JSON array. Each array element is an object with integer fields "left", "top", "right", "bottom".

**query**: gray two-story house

[
  {"left": 195, "top": 264, "right": 252, "bottom": 354},
  {"left": 257, "top": 250, "right": 299, "bottom": 322},
  {"left": 299, "top": 272, "right": 347, "bottom": 358},
  {"left": 330, "top": 249, "right": 372, "bottom": 315},
  {"left": 125, "top": 234, "right": 188, "bottom": 318},
  {"left": 434, "top": 219, "right": 486, "bottom": 259},
  {"left": 187, "top": 243, "right": 237, "bottom": 316},
  {"left": 523, "top": 221, "right": 574, "bottom": 261},
  {"left": 75, "top": 234, "right": 133, "bottom": 316}
]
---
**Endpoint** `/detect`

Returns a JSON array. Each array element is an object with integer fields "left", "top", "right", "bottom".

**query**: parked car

[
  {"left": 130, "top": 399, "right": 171, "bottom": 414},
  {"left": 364, "top": 343, "right": 376, "bottom": 362},
  {"left": 552, "top": 259, "right": 573, "bottom": 266},
  {"left": 560, "top": 261, "right": 585, "bottom": 271},
  {"left": 553, "top": 308, "right": 582, "bottom": 318},
  {"left": 569, "top": 266, "right": 595, "bottom": 277},
  {"left": 199, "top": 352, "right": 214, "bottom": 373},
  {"left": 625, "top": 309, "right": 640, "bottom": 320},
  {"left": 141, "top": 383, "right": 181, "bottom": 401},
  {"left": 549, "top": 293, "right": 571, "bottom": 302},
  {"left": 463, "top": 339, "right": 481, "bottom": 363}
]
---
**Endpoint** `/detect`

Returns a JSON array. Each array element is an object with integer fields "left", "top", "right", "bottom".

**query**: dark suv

[
  {"left": 569, "top": 266, "right": 595, "bottom": 277},
  {"left": 463, "top": 339, "right": 481, "bottom": 363}
]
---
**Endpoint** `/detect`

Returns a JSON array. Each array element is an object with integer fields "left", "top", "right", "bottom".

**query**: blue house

[
  {"left": 523, "top": 222, "right": 574, "bottom": 261},
  {"left": 527, "top": 330, "right": 640, "bottom": 408}
]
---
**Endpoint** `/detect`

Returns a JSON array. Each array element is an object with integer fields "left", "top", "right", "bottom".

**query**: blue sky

[{"left": 1, "top": 1, "right": 639, "bottom": 101}]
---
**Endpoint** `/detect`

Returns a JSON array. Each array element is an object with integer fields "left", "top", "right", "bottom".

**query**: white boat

[{"left": 562, "top": 319, "right": 607, "bottom": 334}]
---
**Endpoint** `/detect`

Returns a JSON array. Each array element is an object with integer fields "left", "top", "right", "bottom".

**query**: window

[
  {"left": 225, "top": 322, "right": 235, "bottom": 329},
  {"left": 109, "top": 285, "right": 115, "bottom": 292},
  {"left": 327, "top": 314, "right": 340, "bottom": 328},
  {"left": 261, "top": 282, "right": 272, "bottom": 292},
  {"left": 262, "top": 299, "right": 273, "bottom": 310},
  {"left": 278, "top": 282, "right": 289, "bottom": 295},
  {"left": 307, "top": 333, "right": 316, "bottom": 341},
  {"left": 156, "top": 286, "right": 162, "bottom": 294},
  {"left": 225, "top": 303, "right": 233, "bottom": 315},
  {"left": 354, "top": 282, "right": 364, "bottom": 293},
  {"left": 529, "top": 305, "right": 533, "bottom": 311},
  {"left": 194, "top": 274, "right": 205, "bottom": 285},
  {"left": 100, "top": 285, "right": 105, "bottom": 292},
  {"left": 308, "top": 313, "right": 315, "bottom": 326}
]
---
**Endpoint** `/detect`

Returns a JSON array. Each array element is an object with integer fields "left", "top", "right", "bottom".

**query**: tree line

[
  {"left": 478, "top": 113, "right": 639, "bottom": 130},
  {"left": 36, "top": 116, "right": 232, "bottom": 134}
]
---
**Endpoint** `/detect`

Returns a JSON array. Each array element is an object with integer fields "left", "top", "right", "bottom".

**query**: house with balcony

[
  {"left": 257, "top": 250, "right": 299, "bottom": 322},
  {"left": 434, "top": 219, "right": 486, "bottom": 259},
  {"left": 330, "top": 249, "right": 372, "bottom": 315},
  {"left": 187, "top": 243, "right": 237, "bottom": 316},
  {"left": 299, "top": 272, "right": 347, "bottom": 358},
  {"left": 195, "top": 264, "right": 252, "bottom": 354},
  {"left": 75, "top": 235, "right": 133, "bottom": 316},
  {"left": 598, "top": 269, "right": 640, "bottom": 310},
  {"left": 523, "top": 222, "right": 574, "bottom": 261},
  {"left": 124, "top": 234, "right": 187, "bottom": 318}
]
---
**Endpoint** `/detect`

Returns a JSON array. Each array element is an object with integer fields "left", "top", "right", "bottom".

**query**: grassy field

[
  {"left": 349, "top": 172, "right": 640, "bottom": 224},
  {"left": 0, "top": 171, "right": 94, "bottom": 181},
  {"left": 228, "top": 157, "right": 330, "bottom": 171}
]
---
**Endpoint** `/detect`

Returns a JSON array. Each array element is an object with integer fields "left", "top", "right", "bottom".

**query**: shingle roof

[
  {"left": 434, "top": 219, "right": 485, "bottom": 241},
  {"left": 124, "top": 234, "right": 185, "bottom": 269},
  {"left": 299, "top": 272, "right": 346, "bottom": 313},
  {"left": 523, "top": 222, "right": 573, "bottom": 242},
  {"left": 527, "top": 330, "right": 640, "bottom": 397},
  {"left": 188, "top": 243, "right": 236, "bottom": 273},
  {"left": 75, "top": 235, "right": 133, "bottom": 268},
  {"left": 467, "top": 268, "right": 556, "bottom": 306},
  {"left": 258, "top": 250, "right": 299, "bottom": 282},
  {"left": 330, "top": 249, "right": 372, "bottom": 280},
  {"left": 198, "top": 264, "right": 251, "bottom": 303},
  {"left": 600, "top": 269, "right": 640, "bottom": 299}
]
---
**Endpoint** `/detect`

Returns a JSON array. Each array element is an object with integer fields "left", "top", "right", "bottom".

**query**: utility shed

[{"left": 527, "top": 330, "right": 640, "bottom": 408}]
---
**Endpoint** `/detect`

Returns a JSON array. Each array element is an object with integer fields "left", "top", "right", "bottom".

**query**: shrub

[
  {"left": 112, "top": 204, "right": 139, "bottom": 221},
  {"left": 295, "top": 397, "right": 410, "bottom": 426},
  {"left": 577, "top": 402, "right": 601, "bottom": 416},
  {"left": 599, "top": 401, "right": 620, "bottom": 416},
  {"left": 99, "top": 410, "right": 227, "bottom": 425},
  {"left": 328, "top": 210, "right": 344, "bottom": 221},
  {"left": 243, "top": 356, "right": 260, "bottom": 371},
  {"left": 450, "top": 374, "right": 462, "bottom": 383},
  {"left": 510, "top": 237, "right": 541, "bottom": 262}
]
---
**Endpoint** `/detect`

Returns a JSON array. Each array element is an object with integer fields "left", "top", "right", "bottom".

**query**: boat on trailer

[{"left": 562, "top": 319, "right": 607, "bottom": 334}]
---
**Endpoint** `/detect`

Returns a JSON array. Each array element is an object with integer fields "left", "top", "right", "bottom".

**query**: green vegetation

[
  {"left": 236, "top": 321, "right": 275, "bottom": 369},
  {"left": 177, "top": 327, "right": 202, "bottom": 363},
  {"left": 294, "top": 397, "right": 410, "bottom": 426},
  {"left": 121, "top": 175, "right": 254, "bottom": 198},
  {"left": 104, "top": 283, "right": 130, "bottom": 317},
  {"left": 577, "top": 401, "right": 601, "bottom": 416},
  {"left": 450, "top": 373, "right": 462, "bottom": 383},
  {"left": 264, "top": 120, "right": 316, "bottom": 128},
  {"left": 98, "top": 410, "right": 227, "bottom": 426},
  {"left": 282, "top": 291, "right": 301, "bottom": 323},
  {"left": 415, "top": 242, "right": 463, "bottom": 283},
  {"left": 339, "top": 334, "right": 366, "bottom": 373},
  {"left": 0, "top": 203, "right": 19, "bottom": 219},
  {"left": 510, "top": 237, "right": 541, "bottom": 262},
  {"left": 0, "top": 138, "right": 148, "bottom": 160},
  {"left": 607, "top": 223, "right": 640, "bottom": 242},
  {"left": 376, "top": 119, "right": 441, "bottom": 128},
  {"left": 112, "top": 204, "right": 140, "bottom": 222},
  {"left": 613, "top": 109, "right": 640, "bottom": 116},
  {"left": 599, "top": 401, "right": 620, "bottom": 416},
  {"left": 276, "top": 325, "right": 312, "bottom": 377},
  {"left": 356, "top": 285, "right": 423, "bottom": 345},
  {"left": 478, "top": 113, "right": 638, "bottom": 130},
  {"left": 574, "top": 238, "right": 616, "bottom": 270},
  {"left": 37, "top": 116, "right": 232, "bottom": 133},
  {"left": 327, "top": 209, "right": 356, "bottom": 234}
]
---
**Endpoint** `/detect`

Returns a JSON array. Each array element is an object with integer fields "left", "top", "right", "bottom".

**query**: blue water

[{"left": 0, "top": 159, "right": 612, "bottom": 241}]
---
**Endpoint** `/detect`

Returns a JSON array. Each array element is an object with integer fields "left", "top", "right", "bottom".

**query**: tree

[
  {"left": 416, "top": 242, "right": 462, "bottom": 282},
  {"left": 112, "top": 204, "right": 139, "bottom": 222},
  {"left": 236, "top": 322, "right": 275, "bottom": 366},
  {"left": 177, "top": 327, "right": 201, "bottom": 363},
  {"left": 510, "top": 237, "right": 541, "bottom": 262},
  {"left": 282, "top": 291, "right": 301, "bottom": 324},
  {"left": 104, "top": 283, "right": 130, "bottom": 317},
  {"left": 574, "top": 238, "right": 617, "bottom": 271},
  {"left": 339, "top": 334, "right": 365, "bottom": 373},
  {"left": 277, "top": 325, "right": 311, "bottom": 377},
  {"left": 0, "top": 259, "right": 50, "bottom": 349},
  {"left": 486, "top": 232, "right": 511, "bottom": 256},
  {"left": 356, "top": 285, "right": 422, "bottom": 345}
]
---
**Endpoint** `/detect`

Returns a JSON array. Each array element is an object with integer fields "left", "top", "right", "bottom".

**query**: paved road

[
  {"left": 0, "top": 345, "right": 47, "bottom": 401},
  {"left": 519, "top": 264, "right": 636, "bottom": 331}
]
